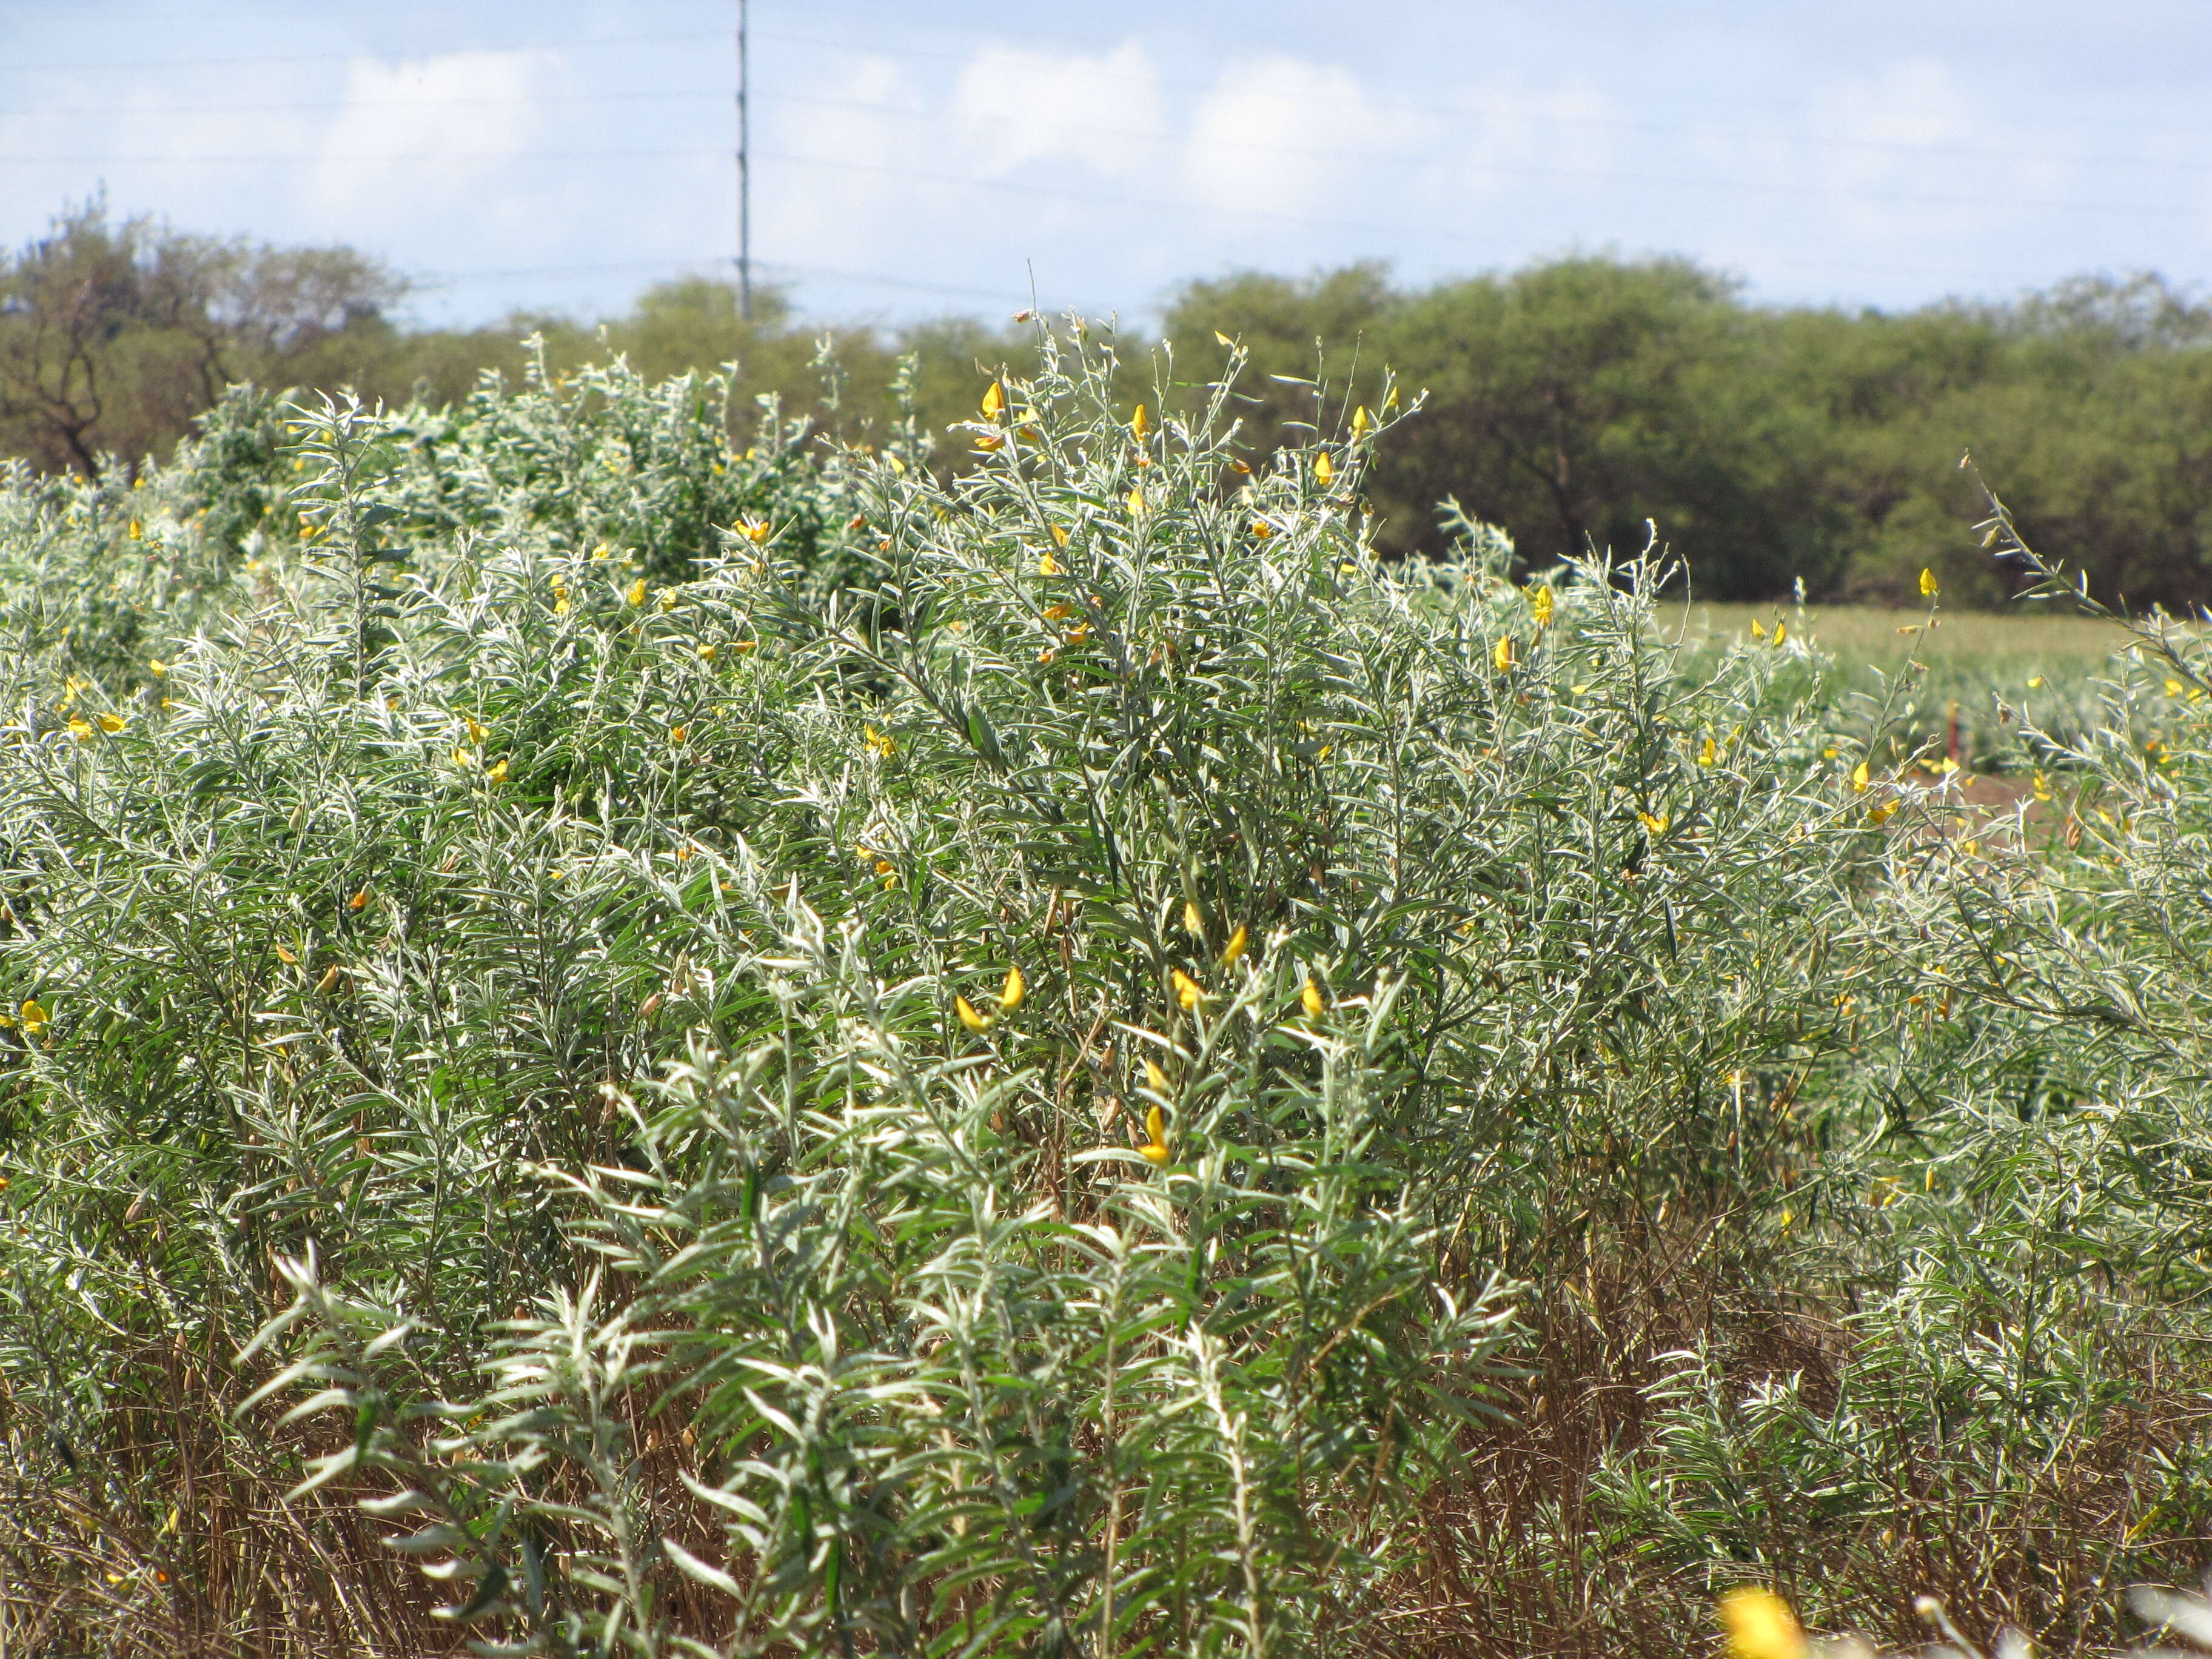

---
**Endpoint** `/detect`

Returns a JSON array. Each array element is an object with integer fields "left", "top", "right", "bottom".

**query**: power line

[
  {"left": 5, "top": 141, "right": 2190, "bottom": 229},
  {"left": 0, "top": 28, "right": 723, "bottom": 74}
]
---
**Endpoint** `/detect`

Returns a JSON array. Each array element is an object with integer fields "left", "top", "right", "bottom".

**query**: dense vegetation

[
  {"left": 4, "top": 314, "right": 2212, "bottom": 1658},
  {"left": 13, "top": 203, "right": 2212, "bottom": 610}
]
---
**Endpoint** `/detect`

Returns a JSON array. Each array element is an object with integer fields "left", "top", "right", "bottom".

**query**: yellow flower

[
  {"left": 2027, "top": 675, "right": 2043, "bottom": 688},
  {"left": 1302, "top": 978, "right": 1325, "bottom": 1018},
  {"left": 974, "top": 434, "right": 1005, "bottom": 451},
  {"left": 1313, "top": 450, "right": 1333, "bottom": 487},
  {"left": 1699, "top": 735, "right": 1718, "bottom": 766},
  {"left": 1139, "top": 1105, "right": 1170, "bottom": 1165},
  {"left": 317, "top": 964, "right": 342, "bottom": 993},
  {"left": 1920, "top": 568, "right": 1939, "bottom": 598},
  {"left": 1126, "top": 486, "right": 1145, "bottom": 518},
  {"left": 1051, "top": 524, "right": 1071, "bottom": 548},
  {"left": 2167, "top": 677, "right": 2187, "bottom": 697},
  {"left": 1144, "top": 1058, "right": 1168, "bottom": 1093},
  {"left": 1044, "top": 603, "right": 1071, "bottom": 620},
  {"left": 1493, "top": 637, "right": 1515, "bottom": 673},
  {"left": 626, "top": 579, "right": 647, "bottom": 606},
  {"left": 1529, "top": 585, "right": 1554, "bottom": 627},
  {"left": 1173, "top": 968, "right": 1205, "bottom": 1010},
  {"left": 2033, "top": 771, "right": 2052, "bottom": 802},
  {"left": 1001, "top": 964, "right": 1025, "bottom": 1011},
  {"left": 273, "top": 944, "right": 299, "bottom": 965},
  {"left": 1183, "top": 900, "right": 1205, "bottom": 937},
  {"left": 452, "top": 746, "right": 472, "bottom": 768},
  {"left": 127, "top": 519, "right": 142, "bottom": 540},
  {"left": 486, "top": 758, "right": 509, "bottom": 782},
  {"left": 745, "top": 519, "right": 772, "bottom": 544},
  {"left": 149, "top": 659, "right": 166, "bottom": 675},
  {"left": 956, "top": 994, "right": 990, "bottom": 1033},
  {"left": 1851, "top": 760, "right": 1871, "bottom": 793},
  {"left": 697, "top": 642, "right": 717, "bottom": 662},
  {"left": 1130, "top": 403, "right": 1150, "bottom": 441},
  {"left": 96, "top": 713, "right": 126, "bottom": 733},
  {"left": 1638, "top": 811, "right": 1669, "bottom": 836},
  {"left": 1718, "top": 1587, "right": 1806, "bottom": 1659},
  {"left": 592, "top": 542, "right": 612, "bottom": 561},
  {"left": 1221, "top": 925, "right": 1248, "bottom": 966},
  {"left": 1039, "top": 549, "right": 1061, "bottom": 576},
  {"left": 864, "top": 724, "right": 894, "bottom": 757},
  {"left": 1868, "top": 799, "right": 1899, "bottom": 824},
  {"left": 19, "top": 999, "right": 50, "bottom": 1034},
  {"left": 1352, "top": 405, "right": 1370, "bottom": 437},
  {"left": 1252, "top": 518, "right": 1273, "bottom": 539},
  {"left": 67, "top": 717, "right": 94, "bottom": 741},
  {"left": 1215, "top": 330, "right": 1235, "bottom": 347},
  {"left": 465, "top": 716, "right": 486, "bottom": 744},
  {"left": 349, "top": 888, "right": 369, "bottom": 911},
  {"left": 671, "top": 725, "right": 689, "bottom": 745},
  {"left": 982, "top": 381, "right": 1005, "bottom": 418},
  {"left": 1772, "top": 620, "right": 1787, "bottom": 646},
  {"left": 1749, "top": 617, "right": 1766, "bottom": 641}
]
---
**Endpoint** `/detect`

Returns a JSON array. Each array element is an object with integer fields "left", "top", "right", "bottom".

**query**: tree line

[{"left": 9, "top": 199, "right": 2212, "bottom": 606}]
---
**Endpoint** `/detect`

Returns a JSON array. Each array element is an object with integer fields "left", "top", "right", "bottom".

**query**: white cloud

[
  {"left": 949, "top": 41, "right": 1165, "bottom": 181},
  {"left": 305, "top": 50, "right": 561, "bottom": 230},
  {"left": 1185, "top": 55, "right": 1424, "bottom": 219}
]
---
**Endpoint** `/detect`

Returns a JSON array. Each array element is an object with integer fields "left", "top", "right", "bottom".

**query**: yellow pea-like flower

[
  {"left": 20, "top": 999, "right": 50, "bottom": 1033},
  {"left": 697, "top": 642, "right": 717, "bottom": 662},
  {"left": 1051, "top": 524, "right": 1070, "bottom": 548},
  {"left": 745, "top": 520, "right": 772, "bottom": 544},
  {"left": 974, "top": 434, "right": 1005, "bottom": 452},
  {"left": 486, "top": 758, "right": 509, "bottom": 782},
  {"left": 1749, "top": 617, "right": 1766, "bottom": 641},
  {"left": 1221, "top": 925, "right": 1248, "bottom": 965},
  {"left": 1001, "top": 964, "right": 1025, "bottom": 1011},
  {"left": 97, "top": 713, "right": 126, "bottom": 733},
  {"left": 1139, "top": 1105, "right": 1170, "bottom": 1165},
  {"left": 1215, "top": 330, "right": 1235, "bottom": 347},
  {"left": 1493, "top": 637, "right": 1515, "bottom": 672},
  {"left": 465, "top": 716, "right": 486, "bottom": 744},
  {"left": 1313, "top": 451, "right": 1333, "bottom": 486},
  {"left": 671, "top": 725, "right": 689, "bottom": 745},
  {"left": 349, "top": 888, "right": 369, "bottom": 911},
  {"left": 1039, "top": 549, "right": 1061, "bottom": 575},
  {"left": 1868, "top": 800, "right": 1899, "bottom": 824},
  {"left": 956, "top": 994, "right": 991, "bottom": 1033},
  {"left": 1638, "top": 811, "right": 1669, "bottom": 836},
  {"left": 1144, "top": 1058, "right": 1168, "bottom": 1093},
  {"left": 1920, "top": 568, "right": 1939, "bottom": 597},
  {"left": 982, "top": 382, "right": 1005, "bottom": 418},
  {"left": 127, "top": 520, "right": 142, "bottom": 541},
  {"left": 1530, "top": 585, "right": 1554, "bottom": 627},
  {"left": 1173, "top": 968, "right": 1205, "bottom": 1010},
  {"left": 1130, "top": 403, "right": 1150, "bottom": 441},
  {"left": 1699, "top": 736, "right": 1718, "bottom": 766},
  {"left": 1126, "top": 486, "right": 1146, "bottom": 518},
  {"left": 1720, "top": 1589, "right": 1806, "bottom": 1659},
  {"left": 1044, "top": 603, "right": 1071, "bottom": 620},
  {"left": 2028, "top": 675, "right": 2043, "bottom": 688},
  {"left": 626, "top": 579, "right": 647, "bottom": 606},
  {"left": 1183, "top": 900, "right": 1205, "bottom": 937},
  {"left": 149, "top": 659, "right": 166, "bottom": 675},
  {"left": 1772, "top": 621, "right": 1787, "bottom": 646},
  {"left": 2167, "top": 677, "right": 2186, "bottom": 697},
  {"left": 1851, "top": 760, "right": 1871, "bottom": 793},
  {"left": 316, "top": 964, "right": 341, "bottom": 993},
  {"left": 1302, "top": 979, "right": 1325, "bottom": 1017},
  {"left": 1352, "top": 405, "right": 1370, "bottom": 437},
  {"left": 864, "top": 724, "right": 894, "bottom": 757},
  {"left": 67, "top": 717, "right": 94, "bottom": 740},
  {"left": 274, "top": 945, "right": 299, "bottom": 965},
  {"left": 1252, "top": 518, "right": 1273, "bottom": 539},
  {"left": 591, "top": 541, "right": 612, "bottom": 561},
  {"left": 2033, "top": 771, "right": 2052, "bottom": 802}
]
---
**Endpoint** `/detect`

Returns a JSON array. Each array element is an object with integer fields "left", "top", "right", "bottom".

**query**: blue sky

[{"left": 5, "top": 1, "right": 2211, "bottom": 330}]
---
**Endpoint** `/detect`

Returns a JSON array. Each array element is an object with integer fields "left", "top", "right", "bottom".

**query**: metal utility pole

[{"left": 735, "top": 0, "right": 752, "bottom": 321}]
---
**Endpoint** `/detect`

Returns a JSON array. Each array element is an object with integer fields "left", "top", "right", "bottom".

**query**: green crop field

[{"left": 4, "top": 337, "right": 2211, "bottom": 1659}]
